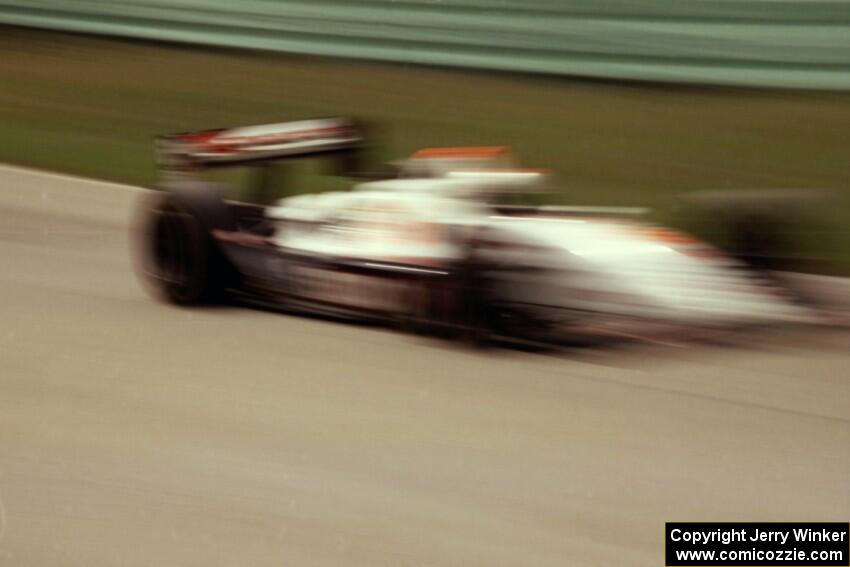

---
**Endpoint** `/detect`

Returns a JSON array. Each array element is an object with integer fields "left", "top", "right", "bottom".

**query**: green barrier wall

[{"left": 1, "top": 0, "right": 849, "bottom": 89}]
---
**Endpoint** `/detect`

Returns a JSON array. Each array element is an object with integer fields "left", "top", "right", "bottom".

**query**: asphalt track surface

[{"left": 0, "top": 165, "right": 848, "bottom": 566}]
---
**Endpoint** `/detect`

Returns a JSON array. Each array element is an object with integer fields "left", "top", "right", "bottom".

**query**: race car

[{"left": 136, "top": 117, "right": 814, "bottom": 344}]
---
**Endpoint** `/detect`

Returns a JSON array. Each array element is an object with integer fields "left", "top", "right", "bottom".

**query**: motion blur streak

[
  {"left": 1, "top": 0, "right": 849, "bottom": 88},
  {"left": 0, "top": 165, "right": 848, "bottom": 566},
  {"left": 1, "top": 2, "right": 849, "bottom": 563}
]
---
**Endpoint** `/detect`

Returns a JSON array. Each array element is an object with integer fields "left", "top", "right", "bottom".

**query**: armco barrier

[{"left": 1, "top": 0, "right": 849, "bottom": 89}]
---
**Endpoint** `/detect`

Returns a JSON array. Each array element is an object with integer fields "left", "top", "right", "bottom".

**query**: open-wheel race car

[{"left": 136, "top": 117, "right": 815, "bottom": 345}]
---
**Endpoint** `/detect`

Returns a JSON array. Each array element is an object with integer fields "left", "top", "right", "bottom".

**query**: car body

[{"left": 137, "top": 117, "right": 814, "bottom": 344}]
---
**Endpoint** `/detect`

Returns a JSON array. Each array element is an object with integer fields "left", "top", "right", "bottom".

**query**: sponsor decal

[
  {"left": 208, "top": 126, "right": 352, "bottom": 150},
  {"left": 290, "top": 264, "right": 407, "bottom": 311}
]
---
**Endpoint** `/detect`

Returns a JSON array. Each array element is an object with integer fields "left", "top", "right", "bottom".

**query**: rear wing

[{"left": 155, "top": 117, "right": 363, "bottom": 170}]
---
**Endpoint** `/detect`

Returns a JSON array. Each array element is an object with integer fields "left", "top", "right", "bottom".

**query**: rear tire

[{"left": 139, "top": 195, "right": 230, "bottom": 305}]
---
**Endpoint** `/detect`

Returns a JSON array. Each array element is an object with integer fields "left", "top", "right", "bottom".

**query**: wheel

[
  {"left": 392, "top": 278, "right": 433, "bottom": 335},
  {"left": 451, "top": 247, "right": 560, "bottom": 347},
  {"left": 391, "top": 266, "right": 490, "bottom": 344},
  {"left": 138, "top": 194, "right": 230, "bottom": 305},
  {"left": 428, "top": 242, "right": 497, "bottom": 346}
]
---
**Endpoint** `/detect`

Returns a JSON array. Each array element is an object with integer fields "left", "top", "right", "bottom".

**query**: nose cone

[{"left": 495, "top": 216, "right": 813, "bottom": 326}]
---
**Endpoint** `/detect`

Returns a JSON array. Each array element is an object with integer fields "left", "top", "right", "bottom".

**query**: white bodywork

[{"left": 267, "top": 176, "right": 812, "bottom": 330}]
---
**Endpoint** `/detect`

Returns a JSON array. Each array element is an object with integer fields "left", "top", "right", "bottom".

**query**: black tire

[
  {"left": 138, "top": 194, "right": 231, "bottom": 305},
  {"left": 431, "top": 242, "right": 496, "bottom": 346},
  {"left": 452, "top": 243, "right": 559, "bottom": 347},
  {"left": 454, "top": 264, "right": 491, "bottom": 345},
  {"left": 392, "top": 278, "right": 433, "bottom": 335},
  {"left": 390, "top": 262, "right": 489, "bottom": 343}
]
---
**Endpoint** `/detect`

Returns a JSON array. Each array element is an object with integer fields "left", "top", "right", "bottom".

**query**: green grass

[{"left": 2, "top": 28, "right": 849, "bottom": 270}]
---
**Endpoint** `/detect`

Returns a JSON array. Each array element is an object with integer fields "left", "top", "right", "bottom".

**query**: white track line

[{"left": 0, "top": 163, "right": 147, "bottom": 193}]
